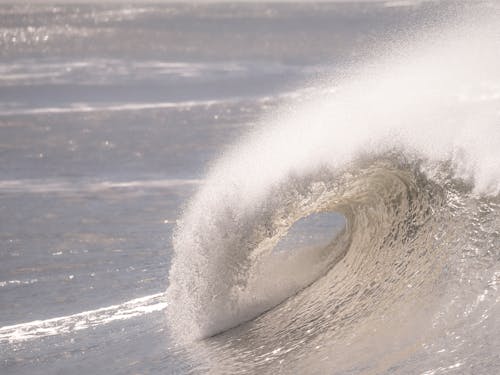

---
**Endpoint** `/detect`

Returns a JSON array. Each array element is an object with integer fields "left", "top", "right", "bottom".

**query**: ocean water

[{"left": 1, "top": 2, "right": 500, "bottom": 374}]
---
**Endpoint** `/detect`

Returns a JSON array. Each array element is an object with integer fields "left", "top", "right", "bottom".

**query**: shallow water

[{"left": 1, "top": 2, "right": 499, "bottom": 375}]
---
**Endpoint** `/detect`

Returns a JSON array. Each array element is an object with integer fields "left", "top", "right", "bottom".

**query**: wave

[
  {"left": 165, "top": 9, "right": 500, "bottom": 372},
  {"left": 0, "top": 178, "right": 201, "bottom": 194},
  {"left": 0, "top": 59, "right": 326, "bottom": 86},
  {"left": 0, "top": 99, "right": 234, "bottom": 117},
  {"left": 0, "top": 293, "right": 167, "bottom": 344},
  {"left": 0, "top": 90, "right": 311, "bottom": 117}
]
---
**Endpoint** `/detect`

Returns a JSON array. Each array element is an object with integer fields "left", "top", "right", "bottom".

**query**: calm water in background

[{"left": 0, "top": 3, "right": 473, "bottom": 374}]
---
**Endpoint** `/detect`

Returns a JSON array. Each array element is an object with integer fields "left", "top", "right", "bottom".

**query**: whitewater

[{"left": 165, "top": 6, "right": 500, "bottom": 374}]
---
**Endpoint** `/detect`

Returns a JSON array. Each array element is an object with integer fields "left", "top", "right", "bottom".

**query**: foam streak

[{"left": 0, "top": 293, "right": 167, "bottom": 344}]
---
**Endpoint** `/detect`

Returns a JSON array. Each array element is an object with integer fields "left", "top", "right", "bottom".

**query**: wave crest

[{"left": 165, "top": 13, "right": 500, "bottom": 347}]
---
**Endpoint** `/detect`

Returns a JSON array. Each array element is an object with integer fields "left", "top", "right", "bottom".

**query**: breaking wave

[{"left": 166, "top": 8, "right": 500, "bottom": 374}]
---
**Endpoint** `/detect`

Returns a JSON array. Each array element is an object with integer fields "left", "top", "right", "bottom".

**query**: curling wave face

[{"left": 166, "top": 9, "right": 500, "bottom": 374}]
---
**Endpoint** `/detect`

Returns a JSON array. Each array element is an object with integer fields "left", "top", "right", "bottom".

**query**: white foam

[
  {"left": 0, "top": 99, "right": 229, "bottom": 116},
  {"left": 0, "top": 293, "right": 167, "bottom": 344},
  {"left": 0, "top": 279, "right": 38, "bottom": 288}
]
